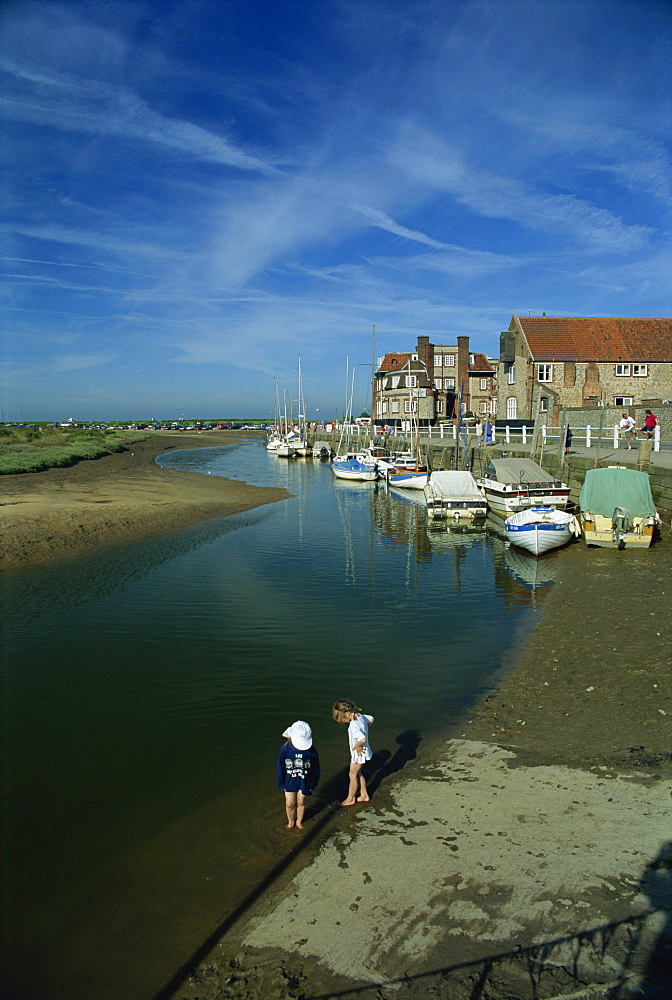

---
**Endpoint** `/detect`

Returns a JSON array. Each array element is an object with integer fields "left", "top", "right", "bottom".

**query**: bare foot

[
  {"left": 296, "top": 822, "right": 304, "bottom": 829},
  {"left": 285, "top": 822, "right": 295, "bottom": 829},
  {"left": 340, "top": 798, "right": 356, "bottom": 806},
  {"left": 356, "top": 796, "right": 370, "bottom": 802}
]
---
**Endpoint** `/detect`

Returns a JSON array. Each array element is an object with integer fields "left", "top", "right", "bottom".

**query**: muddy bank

[
  {"left": 169, "top": 537, "right": 671, "bottom": 1000},
  {"left": 0, "top": 431, "right": 290, "bottom": 573}
]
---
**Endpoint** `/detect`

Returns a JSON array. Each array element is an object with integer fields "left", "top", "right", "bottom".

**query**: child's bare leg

[
  {"left": 341, "top": 763, "right": 363, "bottom": 805},
  {"left": 296, "top": 791, "right": 306, "bottom": 828},
  {"left": 356, "top": 772, "right": 370, "bottom": 802},
  {"left": 284, "top": 791, "right": 297, "bottom": 828}
]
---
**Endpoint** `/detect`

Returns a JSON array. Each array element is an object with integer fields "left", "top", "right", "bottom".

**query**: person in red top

[{"left": 641, "top": 410, "right": 658, "bottom": 439}]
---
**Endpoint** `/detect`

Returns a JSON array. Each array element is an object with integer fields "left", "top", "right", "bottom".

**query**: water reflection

[{"left": 1, "top": 443, "right": 554, "bottom": 1000}]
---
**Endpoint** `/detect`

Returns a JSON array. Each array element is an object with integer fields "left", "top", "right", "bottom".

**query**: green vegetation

[{"left": 0, "top": 425, "right": 147, "bottom": 475}]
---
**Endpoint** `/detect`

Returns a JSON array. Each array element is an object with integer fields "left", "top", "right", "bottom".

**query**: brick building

[
  {"left": 498, "top": 316, "right": 672, "bottom": 424},
  {"left": 373, "top": 335, "right": 497, "bottom": 427}
]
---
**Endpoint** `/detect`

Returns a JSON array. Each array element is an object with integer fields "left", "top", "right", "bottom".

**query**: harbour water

[{"left": 1, "top": 441, "right": 558, "bottom": 1000}]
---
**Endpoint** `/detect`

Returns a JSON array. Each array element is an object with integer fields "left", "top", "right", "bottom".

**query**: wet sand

[
  {"left": 2, "top": 441, "right": 669, "bottom": 998},
  {"left": 0, "top": 431, "right": 289, "bottom": 573}
]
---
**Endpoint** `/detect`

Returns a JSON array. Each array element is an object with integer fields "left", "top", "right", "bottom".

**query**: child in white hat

[{"left": 277, "top": 721, "right": 320, "bottom": 829}]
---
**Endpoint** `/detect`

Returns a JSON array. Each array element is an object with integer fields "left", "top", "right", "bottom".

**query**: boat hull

[
  {"left": 581, "top": 514, "right": 657, "bottom": 549},
  {"left": 478, "top": 483, "right": 571, "bottom": 515},
  {"left": 387, "top": 471, "right": 428, "bottom": 489},
  {"left": 505, "top": 507, "right": 578, "bottom": 556},
  {"left": 331, "top": 459, "right": 378, "bottom": 481}
]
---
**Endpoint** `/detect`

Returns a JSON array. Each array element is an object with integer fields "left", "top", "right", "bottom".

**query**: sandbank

[{"left": 0, "top": 431, "right": 289, "bottom": 573}]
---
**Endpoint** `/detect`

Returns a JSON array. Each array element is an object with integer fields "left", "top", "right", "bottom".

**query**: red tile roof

[
  {"left": 469, "top": 352, "right": 494, "bottom": 372},
  {"left": 517, "top": 317, "right": 672, "bottom": 362},
  {"left": 377, "top": 352, "right": 412, "bottom": 372}
]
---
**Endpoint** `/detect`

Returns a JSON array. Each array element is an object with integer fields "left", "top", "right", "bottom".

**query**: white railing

[{"left": 421, "top": 422, "right": 661, "bottom": 451}]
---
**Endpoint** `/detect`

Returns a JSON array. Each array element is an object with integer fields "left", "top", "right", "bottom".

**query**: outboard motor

[{"left": 612, "top": 506, "right": 633, "bottom": 549}]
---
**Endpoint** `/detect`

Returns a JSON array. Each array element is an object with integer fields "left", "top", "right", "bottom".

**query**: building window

[
  {"left": 391, "top": 401, "right": 399, "bottom": 413},
  {"left": 391, "top": 375, "right": 400, "bottom": 388},
  {"left": 506, "top": 396, "right": 517, "bottom": 420},
  {"left": 507, "top": 364, "right": 515, "bottom": 384},
  {"left": 382, "top": 400, "right": 388, "bottom": 413},
  {"left": 411, "top": 354, "right": 418, "bottom": 361},
  {"left": 480, "top": 401, "right": 488, "bottom": 414},
  {"left": 445, "top": 354, "right": 455, "bottom": 366},
  {"left": 469, "top": 354, "right": 475, "bottom": 365},
  {"left": 540, "top": 397, "right": 548, "bottom": 412},
  {"left": 614, "top": 396, "right": 633, "bottom": 406},
  {"left": 537, "top": 364, "right": 553, "bottom": 382},
  {"left": 434, "top": 378, "right": 442, "bottom": 389},
  {"left": 632, "top": 364, "right": 648, "bottom": 377},
  {"left": 403, "top": 400, "right": 417, "bottom": 413},
  {"left": 480, "top": 378, "right": 487, "bottom": 390},
  {"left": 434, "top": 355, "right": 442, "bottom": 367},
  {"left": 407, "top": 374, "right": 417, "bottom": 388},
  {"left": 615, "top": 364, "right": 630, "bottom": 376},
  {"left": 445, "top": 377, "right": 455, "bottom": 389}
]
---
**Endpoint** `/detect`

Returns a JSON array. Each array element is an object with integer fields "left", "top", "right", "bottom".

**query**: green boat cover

[{"left": 579, "top": 467, "right": 656, "bottom": 518}]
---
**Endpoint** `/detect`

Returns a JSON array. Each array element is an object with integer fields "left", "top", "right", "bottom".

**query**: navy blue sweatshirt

[{"left": 277, "top": 743, "right": 320, "bottom": 794}]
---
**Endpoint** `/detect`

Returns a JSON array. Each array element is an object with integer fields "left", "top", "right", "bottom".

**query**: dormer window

[{"left": 537, "top": 364, "right": 553, "bottom": 382}]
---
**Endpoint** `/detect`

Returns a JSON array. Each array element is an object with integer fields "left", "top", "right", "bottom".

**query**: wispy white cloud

[
  {"left": 388, "top": 126, "right": 654, "bottom": 252},
  {"left": 2, "top": 60, "right": 276, "bottom": 174},
  {"left": 52, "top": 352, "right": 116, "bottom": 373}
]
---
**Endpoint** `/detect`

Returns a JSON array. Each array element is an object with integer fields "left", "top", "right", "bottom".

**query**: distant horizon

[{"left": 3, "top": 1, "right": 670, "bottom": 422}]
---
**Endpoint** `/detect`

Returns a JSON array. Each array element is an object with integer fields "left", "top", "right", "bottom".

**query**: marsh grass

[{"left": 0, "top": 426, "right": 147, "bottom": 474}]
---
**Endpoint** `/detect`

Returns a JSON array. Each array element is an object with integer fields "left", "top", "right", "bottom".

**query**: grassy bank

[{"left": 0, "top": 425, "right": 148, "bottom": 474}]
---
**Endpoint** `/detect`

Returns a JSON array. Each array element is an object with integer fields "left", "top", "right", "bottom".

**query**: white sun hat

[{"left": 282, "top": 720, "right": 313, "bottom": 750}]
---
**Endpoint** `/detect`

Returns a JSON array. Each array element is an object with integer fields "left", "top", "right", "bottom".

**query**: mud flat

[
  {"left": 0, "top": 431, "right": 289, "bottom": 573},
  {"left": 170, "top": 539, "right": 671, "bottom": 1000}
]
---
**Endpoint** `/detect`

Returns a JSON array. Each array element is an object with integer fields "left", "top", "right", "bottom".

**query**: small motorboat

[
  {"left": 423, "top": 471, "right": 488, "bottom": 522},
  {"left": 505, "top": 506, "right": 580, "bottom": 556},
  {"left": 477, "top": 458, "right": 570, "bottom": 515},
  {"left": 579, "top": 467, "right": 660, "bottom": 549}
]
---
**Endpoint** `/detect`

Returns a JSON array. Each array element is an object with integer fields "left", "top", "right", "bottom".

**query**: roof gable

[{"left": 517, "top": 317, "right": 672, "bottom": 362}]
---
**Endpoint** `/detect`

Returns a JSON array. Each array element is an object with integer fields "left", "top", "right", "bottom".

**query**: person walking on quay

[
  {"left": 564, "top": 425, "right": 573, "bottom": 455},
  {"left": 332, "top": 699, "right": 374, "bottom": 806},
  {"left": 619, "top": 412, "right": 637, "bottom": 450},
  {"left": 277, "top": 721, "right": 320, "bottom": 829},
  {"left": 641, "top": 410, "right": 658, "bottom": 439}
]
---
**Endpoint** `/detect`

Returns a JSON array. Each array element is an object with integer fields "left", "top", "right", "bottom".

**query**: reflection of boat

[
  {"left": 504, "top": 546, "right": 558, "bottom": 590},
  {"left": 331, "top": 456, "right": 378, "bottom": 481},
  {"left": 424, "top": 471, "right": 488, "bottom": 522},
  {"left": 579, "top": 467, "right": 660, "bottom": 549},
  {"left": 477, "top": 458, "right": 570, "bottom": 515},
  {"left": 504, "top": 507, "right": 579, "bottom": 556},
  {"left": 426, "top": 523, "right": 488, "bottom": 548}
]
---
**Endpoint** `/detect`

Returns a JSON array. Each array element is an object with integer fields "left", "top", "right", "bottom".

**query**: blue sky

[{"left": 2, "top": 0, "right": 671, "bottom": 422}]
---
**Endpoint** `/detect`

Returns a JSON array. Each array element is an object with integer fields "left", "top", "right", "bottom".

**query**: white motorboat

[
  {"left": 423, "top": 471, "right": 488, "bottom": 522},
  {"left": 504, "top": 506, "right": 580, "bottom": 556},
  {"left": 579, "top": 467, "right": 660, "bottom": 549},
  {"left": 477, "top": 458, "right": 571, "bottom": 515}
]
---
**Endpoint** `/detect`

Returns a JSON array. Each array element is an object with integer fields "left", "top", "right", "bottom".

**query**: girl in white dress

[{"left": 332, "top": 699, "right": 374, "bottom": 806}]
